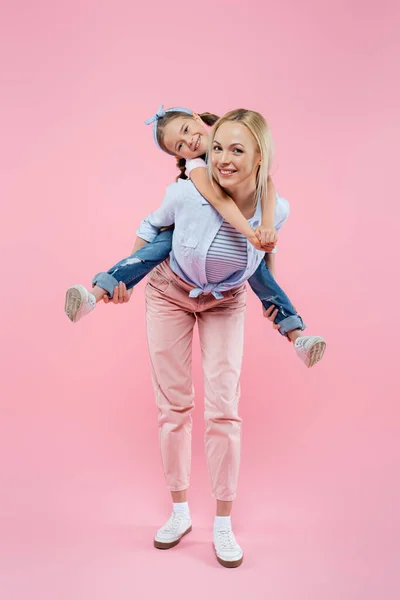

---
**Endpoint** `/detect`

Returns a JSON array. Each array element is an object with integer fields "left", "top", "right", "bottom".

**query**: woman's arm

[
  {"left": 189, "top": 166, "right": 260, "bottom": 248},
  {"left": 131, "top": 236, "right": 149, "bottom": 254},
  {"left": 136, "top": 182, "right": 178, "bottom": 243}
]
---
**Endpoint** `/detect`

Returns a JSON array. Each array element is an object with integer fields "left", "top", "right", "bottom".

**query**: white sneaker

[
  {"left": 154, "top": 512, "right": 192, "bottom": 549},
  {"left": 65, "top": 285, "right": 96, "bottom": 323},
  {"left": 295, "top": 335, "right": 326, "bottom": 368},
  {"left": 213, "top": 527, "right": 243, "bottom": 568}
]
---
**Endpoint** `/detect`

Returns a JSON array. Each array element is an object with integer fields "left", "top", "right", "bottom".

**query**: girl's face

[
  {"left": 162, "top": 116, "right": 209, "bottom": 159},
  {"left": 211, "top": 122, "right": 261, "bottom": 192}
]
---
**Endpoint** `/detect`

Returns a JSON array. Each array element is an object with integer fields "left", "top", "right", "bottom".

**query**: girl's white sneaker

[
  {"left": 294, "top": 335, "right": 326, "bottom": 368},
  {"left": 65, "top": 285, "right": 96, "bottom": 323}
]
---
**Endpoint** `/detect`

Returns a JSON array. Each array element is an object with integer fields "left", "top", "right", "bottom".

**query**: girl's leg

[
  {"left": 92, "top": 229, "right": 174, "bottom": 297},
  {"left": 65, "top": 229, "right": 173, "bottom": 322},
  {"left": 248, "top": 259, "right": 326, "bottom": 368},
  {"left": 248, "top": 258, "right": 305, "bottom": 336}
]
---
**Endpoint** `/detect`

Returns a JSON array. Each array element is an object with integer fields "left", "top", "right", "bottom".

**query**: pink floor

[{"left": 2, "top": 388, "right": 399, "bottom": 600}]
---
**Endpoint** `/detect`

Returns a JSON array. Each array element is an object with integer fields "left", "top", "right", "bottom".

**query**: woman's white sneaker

[
  {"left": 154, "top": 512, "right": 192, "bottom": 549},
  {"left": 294, "top": 335, "right": 326, "bottom": 368},
  {"left": 213, "top": 527, "right": 243, "bottom": 568},
  {"left": 65, "top": 285, "right": 96, "bottom": 323}
]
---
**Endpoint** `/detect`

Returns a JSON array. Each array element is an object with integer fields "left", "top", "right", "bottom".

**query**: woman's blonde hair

[{"left": 208, "top": 109, "right": 274, "bottom": 202}]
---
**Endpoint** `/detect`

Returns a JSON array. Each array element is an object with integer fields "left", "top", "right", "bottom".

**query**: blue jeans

[{"left": 92, "top": 229, "right": 305, "bottom": 336}]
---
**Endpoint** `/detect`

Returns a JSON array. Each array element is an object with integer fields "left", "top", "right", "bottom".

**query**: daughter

[{"left": 65, "top": 106, "right": 326, "bottom": 368}]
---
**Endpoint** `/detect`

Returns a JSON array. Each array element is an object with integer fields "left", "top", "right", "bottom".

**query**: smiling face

[
  {"left": 161, "top": 115, "right": 209, "bottom": 159},
  {"left": 211, "top": 121, "right": 261, "bottom": 192}
]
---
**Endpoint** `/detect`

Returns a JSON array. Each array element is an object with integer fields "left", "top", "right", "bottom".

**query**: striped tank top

[{"left": 205, "top": 220, "right": 248, "bottom": 284}]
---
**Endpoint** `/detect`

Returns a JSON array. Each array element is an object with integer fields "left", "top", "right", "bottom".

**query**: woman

[{"left": 133, "top": 109, "right": 288, "bottom": 568}]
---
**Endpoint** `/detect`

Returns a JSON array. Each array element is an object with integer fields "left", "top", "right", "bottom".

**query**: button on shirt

[{"left": 137, "top": 179, "right": 290, "bottom": 299}]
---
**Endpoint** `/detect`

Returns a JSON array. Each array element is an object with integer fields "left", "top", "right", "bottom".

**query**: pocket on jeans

[{"left": 148, "top": 270, "right": 170, "bottom": 293}]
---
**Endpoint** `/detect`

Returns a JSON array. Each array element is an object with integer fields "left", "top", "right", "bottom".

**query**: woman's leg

[
  {"left": 65, "top": 229, "right": 173, "bottom": 322},
  {"left": 145, "top": 268, "right": 196, "bottom": 549},
  {"left": 197, "top": 287, "right": 247, "bottom": 568}
]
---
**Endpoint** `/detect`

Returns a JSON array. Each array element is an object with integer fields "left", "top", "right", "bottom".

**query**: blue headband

[{"left": 144, "top": 104, "right": 193, "bottom": 151}]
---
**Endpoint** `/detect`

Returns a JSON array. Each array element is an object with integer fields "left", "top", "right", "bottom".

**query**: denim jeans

[
  {"left": 93, "top": 229, "right": 174, "bottom": 294},
  {"left": 247, "top": 258, "right": 305, "bottom": 336},
  {"left": 92, "top": 228, "right": 305, "bottom": 336}
]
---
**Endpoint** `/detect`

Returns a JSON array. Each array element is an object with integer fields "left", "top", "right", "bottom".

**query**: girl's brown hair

[{"left": 155, "top": 111, "right": 220, "bottom": 180}]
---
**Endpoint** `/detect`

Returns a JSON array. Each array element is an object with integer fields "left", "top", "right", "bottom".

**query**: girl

[{"left": 65, "top": 106, "right": 325, "bottom": 369}]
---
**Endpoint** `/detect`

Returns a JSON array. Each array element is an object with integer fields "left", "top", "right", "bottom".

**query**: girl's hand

[
  {"left": 247, "top": 231, "right": 275, "bottom": 252},
  {"left": 103, "top": 281, "right": 133, "bottom": 304},
  {"left": 255, "top": 225, "right": 278, "bottom": 247}
]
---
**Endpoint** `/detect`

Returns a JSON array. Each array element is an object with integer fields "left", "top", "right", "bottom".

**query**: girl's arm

[
  {"left": 265, "top": 252, "right": 276, "bottom": 279},
  {"left": 262, "top": 176, "right": 276, "bottom": 229},
  {"left": 189, "top": 165, "right": 260, "bottom": 248},
  {"left": 255, "top": 176, "right": 277, "bottom": 248}
]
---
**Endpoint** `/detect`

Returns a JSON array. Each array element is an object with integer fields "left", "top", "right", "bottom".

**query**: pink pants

[{"left": 145, "top": 260, "right": 247, "bottom": 502}]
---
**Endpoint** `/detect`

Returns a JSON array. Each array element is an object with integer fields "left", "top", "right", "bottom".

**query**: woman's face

[
  {"left": 162, "top": 116, "right": 209, "bottom": 159},
  {"left": 211, "top": 122, "right": 260, "bottom": 192}
]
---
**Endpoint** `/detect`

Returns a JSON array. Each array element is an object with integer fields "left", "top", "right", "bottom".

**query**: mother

[{"left": 134, "top": 109, "right": 284, "bottom": 568}]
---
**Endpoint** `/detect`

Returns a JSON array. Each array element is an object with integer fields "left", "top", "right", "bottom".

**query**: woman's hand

[
  {"left": 263, "top": 305, "right": 281, "bottom": 329},
  {"left": 263, "top": 304, "right": 292, "bottom": 342},
  {"left": 103, "top": 281, "right": 133, "bottom": 304},
  {"left": 263, "top": 304, "right": 297, "bottom": 342}
]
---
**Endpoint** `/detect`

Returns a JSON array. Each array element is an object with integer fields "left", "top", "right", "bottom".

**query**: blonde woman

[{"left": 134, "top": 109, "right": 308, "bottom": 568}]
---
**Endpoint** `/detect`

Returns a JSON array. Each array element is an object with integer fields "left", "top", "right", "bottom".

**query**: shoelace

[
  {"left": 163, "top": 512, "right": 185, "bottom": 533},
  {"left": 216, "top": 528, "right": 236, "bottom": 549}
]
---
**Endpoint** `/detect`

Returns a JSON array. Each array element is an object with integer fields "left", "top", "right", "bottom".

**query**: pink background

[{"left": 1, "top": 1, "right": 399, "bottom": 598}]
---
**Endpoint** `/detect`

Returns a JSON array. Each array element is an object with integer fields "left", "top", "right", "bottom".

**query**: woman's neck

[{"left": 225, "top": 181, "right": 258, "bottom": 220}]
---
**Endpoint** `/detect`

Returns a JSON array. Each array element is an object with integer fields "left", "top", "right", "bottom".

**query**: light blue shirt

[{"left": 137, "top": 179, "right": 290, "bottom": 299}]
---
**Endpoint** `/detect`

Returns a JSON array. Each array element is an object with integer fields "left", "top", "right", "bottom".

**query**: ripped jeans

[{"left": 92, "top": 228, "right": 305, "bottom": 337}]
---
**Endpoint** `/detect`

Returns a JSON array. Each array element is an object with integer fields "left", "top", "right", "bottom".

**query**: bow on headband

[{"left": 144, "top": 104, "right": 193, "bottom": 151}]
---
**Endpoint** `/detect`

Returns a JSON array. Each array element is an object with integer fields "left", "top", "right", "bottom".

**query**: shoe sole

[
  {"left": 306, "top": 339, "right": 326, "bottom": 368},
  {"left": 154, "top": 525, "right": 192, "bottom": 550},
  {"left": 65, "top": 287, "right": 84, "bottom": 322},
  {"left": 215, "top": 552, "right": 244, "bottom": 568}
]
